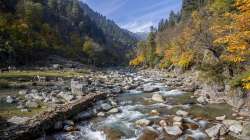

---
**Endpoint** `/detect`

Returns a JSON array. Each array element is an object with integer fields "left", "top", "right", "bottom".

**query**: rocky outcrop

[{"left": 0, "top": 93, "right": 106, "bottom": 140}]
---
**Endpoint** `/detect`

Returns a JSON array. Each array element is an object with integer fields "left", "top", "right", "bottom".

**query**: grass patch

[
  {"left": 0, "top": 70, "right": 86, "bottom": 80},
  {"left": 0, "top": 101, "right": 47, "bottom": 119}
]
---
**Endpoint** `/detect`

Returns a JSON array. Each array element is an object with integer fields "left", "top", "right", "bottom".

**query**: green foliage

[
  {"left": 209, "top": 0, "right": 234, "bottom": 14},
  {"left": 0, "top": 0, "right": 137, "bottom": 67},
  {"left": 230, "top": 70, "right": 250, "bottom": 88}
]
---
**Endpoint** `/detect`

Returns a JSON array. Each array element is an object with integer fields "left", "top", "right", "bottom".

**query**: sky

[{"left": 81, "top": 0, "right": 182, "bottom": 33}]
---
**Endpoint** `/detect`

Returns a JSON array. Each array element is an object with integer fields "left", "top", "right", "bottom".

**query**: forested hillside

[
  {"left": 130, "top": 0, "right": 250, "bottom": 91},
  {"left": 0, "top": 0, "right": 137, "bottom": 67}
]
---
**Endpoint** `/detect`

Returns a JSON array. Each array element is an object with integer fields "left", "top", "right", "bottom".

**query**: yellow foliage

[
  {"left": 242, "top": 76, "right": 250, "bottom": 90},
  {"left": 176, "top": 51, "right": 194, "bottom": 69},
  {"left": 213, "top": 0, "right": 250, "bottom": 63},
  {"left": 129, "top": 54, "right": 145, "bottom": 66}
]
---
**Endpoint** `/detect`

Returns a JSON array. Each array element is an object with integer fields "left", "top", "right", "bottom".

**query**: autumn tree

[{"left": 213, "top": 0, "right": 250, "bottom": 64}]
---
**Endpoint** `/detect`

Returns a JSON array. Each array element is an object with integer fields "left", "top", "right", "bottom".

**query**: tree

[
  {"left": 82, "top": 38, "right": 103, "bottom": 65},
  {"left": 23, "top": 1, "right": 44, "bottom": 27},
  {"left": 213, "top": 0, "right": 250, "bottom": 63}
]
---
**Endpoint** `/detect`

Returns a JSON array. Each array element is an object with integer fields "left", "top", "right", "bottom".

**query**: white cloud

[
  {"left": 101, "top": 0, "right": 128, "bottom": 16},
  {"left": 122, "top": 21, "right": 154, "bottom": 33}
]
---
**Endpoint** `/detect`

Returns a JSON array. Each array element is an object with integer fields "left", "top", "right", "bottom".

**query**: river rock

[
  {"left": 6, "top": 96, "right": 14, "bottom": 104},
  {"left": 135, "top": 119, "right": 151, "bottom": 127},
  {"left": 18, "top": 90, "right": 28, "bottom": 95},
  {"left": 97, "top": 112, "right": 105, "bottom": 117},
  {"left": 63, "top": 125, "right": 74, "bottom": 132},
  {"left": 107, "top": 108, "right": 120, "bottom": 114},
  {"left": 150, "top": 110, "right": 160, "bottom": 116},
  {"left": 25, "top": 101, "right": 39, "bottom": 108},
  {"left": 176, "top": 110, "right": 189, "bottom": 117},
  {"left": 198, "top": 120, "right": 208, "bottom": 129},
  {"left": 174, "top": 122, "right": 183, "bottom": 128},
  {"left": 7, "top": 116, "right": 30, "bottom": 124},
  {"left": 223, "top": 120, "right": 241, "bottom": 128},
  {"left": 108, "top": 98, "right": 118, "bottom": 106},
  {"left": 143, "top": 86, "right": 159, "bottom": 93},
  {"left": 71, "top": 79, "right": 87, "bottom": 96},
  {"left": 216, "top": 115, "right": 226, "bottom": 121},
  {"left": 75, "top": 111, "right": 93, "bottom": 120},
  {"left": 229, "top": 123, "right": 243, "bottom": 134},
  {"left": 58, "top": 92, "right": 74, "bottom": 102},
  {"left": 205, "top": 124, "right": 222, "bottom": 138},
  {"left": 21, "top": 109, "right": 29, "bottom": 112},
  {"left": 101, "top": 103, "right": 112, "bottom": 111},
  {"left": 164, "top": 126, "right": 182, "bottom": 136},
  {"left": 138, "top": 126, "right": 159, "bottom": 140},
  {"left": 152, "top": 94, "right": 164, "bottom": 102},
  {"left": 173, "top": 116, "right": 183, "bottom": 122},
  {"left": 197, "top": 96, "right": 208, "bottom": 104},
  {"left": 159, "top": 120, "right": 167, "bottom": 127}
]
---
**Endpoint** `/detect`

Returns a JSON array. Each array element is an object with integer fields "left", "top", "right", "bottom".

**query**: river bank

[{"left": 0, "top": 68, "right": 250, "bottom": 140}]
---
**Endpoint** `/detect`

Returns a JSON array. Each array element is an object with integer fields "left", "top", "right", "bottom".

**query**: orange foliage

[{"left": 213, "top": 0, "right": 250, "bottom": 63}]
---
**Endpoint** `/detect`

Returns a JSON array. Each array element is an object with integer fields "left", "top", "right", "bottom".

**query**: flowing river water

[{"left": 41, "top": 71, "right": 234, "bottom": 140}]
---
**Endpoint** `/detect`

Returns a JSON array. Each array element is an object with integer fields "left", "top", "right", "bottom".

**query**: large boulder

[
  {"left": 229, "top": 123, "right": 243, "bottom": 134},
  {"left": 202, "top": 49, "right": 220, "bottom": 65},
  {"left": 223, "top": 120, "right": 243, "bottom": 134},
  {"left": 152, "top": 94, "right": 164, "bottom": 102},
  {"left": 197, "top": 96, "right": 208, "bottom": 104},
  {"left": 205, "top": 124, "right": 223, "bottom": 138},
  {"left": 71, "top": 79, "right": 88, "bottom": 96}
]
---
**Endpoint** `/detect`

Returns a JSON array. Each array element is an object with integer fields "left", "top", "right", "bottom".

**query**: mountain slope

[
  {"left": 0, "top": 0, "right": 137, "bottom": 67},
  {"left": 80, "top": 3, "right": 137, "bottom": 47}
]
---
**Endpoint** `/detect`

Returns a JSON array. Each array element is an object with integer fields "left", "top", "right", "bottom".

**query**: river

[{"left": 40, "top": 70, "right": 235, "bottom": 140}]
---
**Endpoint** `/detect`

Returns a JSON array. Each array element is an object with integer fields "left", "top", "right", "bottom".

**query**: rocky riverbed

[{"left": 33, "top": 69, "right": 250, "bottom": 140}]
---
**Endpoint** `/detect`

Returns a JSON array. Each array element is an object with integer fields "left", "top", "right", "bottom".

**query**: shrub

[
  {"left": 129, "top": 54, "right": 145, "bottom": 66},
  {"left": 176, "top": 51, "right": 194, "bottom": 70},
  {"left": 230, "top": 70, "right": 250, "bottom": 91}
]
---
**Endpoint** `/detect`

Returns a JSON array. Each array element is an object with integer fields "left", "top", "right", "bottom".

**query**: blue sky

[{"left": 81, "top": 0, "right": 182, "bottom": 33}]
